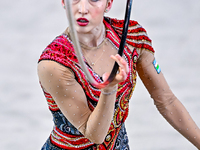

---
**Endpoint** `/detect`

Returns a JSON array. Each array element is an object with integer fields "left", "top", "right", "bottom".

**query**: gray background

[{"left": 0, "top": 0, "right": 200, "bottom": 149}]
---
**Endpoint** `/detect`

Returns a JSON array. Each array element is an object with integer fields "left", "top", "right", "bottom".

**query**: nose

[{"left": 78, "top": 0, "right": 89, "bottom": 14}]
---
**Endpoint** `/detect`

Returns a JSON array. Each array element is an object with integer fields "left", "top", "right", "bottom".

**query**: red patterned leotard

[{"left": 38, "top": 17, "right": 200, "bottom": 150}]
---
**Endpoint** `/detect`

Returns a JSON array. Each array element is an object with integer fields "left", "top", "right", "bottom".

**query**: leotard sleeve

[
  {"left": 136, "top": 50, "right": 200, "bottom": 149},
  {"left": 38, "top": 60, "right": 117, "bottom": 144}
]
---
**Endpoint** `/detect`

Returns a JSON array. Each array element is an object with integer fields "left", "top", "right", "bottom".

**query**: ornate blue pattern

[{"left": 41, "top": 123, "right": 129, "bottom": 150}]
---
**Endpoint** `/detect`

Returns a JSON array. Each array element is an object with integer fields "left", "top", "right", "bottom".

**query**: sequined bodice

[{"left": 39, "top": 17, "right": 155, "bottom": 150}]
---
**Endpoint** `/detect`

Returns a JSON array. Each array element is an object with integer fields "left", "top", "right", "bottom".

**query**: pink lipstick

[{"left": 77, "top": 18, "right": 89, "bottom": 26}]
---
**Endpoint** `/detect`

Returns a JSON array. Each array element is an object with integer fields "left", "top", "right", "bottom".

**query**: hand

[{"left": 102, "top": 54, "right": 129, "bottom": 89}]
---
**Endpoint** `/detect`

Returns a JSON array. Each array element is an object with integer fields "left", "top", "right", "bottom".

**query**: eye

[
  {"left": 90, "top": 0, "right": 99, "bottom": 2},
  {"left": 72, "top": 0, "right": 80, "bottom": 4}
]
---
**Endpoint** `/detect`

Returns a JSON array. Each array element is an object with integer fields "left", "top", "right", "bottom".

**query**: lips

[{"left": 77, "top": 18, "right": 89, "bottom": 26}]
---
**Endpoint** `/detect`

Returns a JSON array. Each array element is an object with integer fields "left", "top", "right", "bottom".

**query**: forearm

[
  {"left": 83, "top": 86, "right": 118, "bottom": 144},
  {"left": 81, "top": 54, "right": 129, "bottom": 143},
  {"left": 157, "top": 98, "right": 200, "bottom": 149}
]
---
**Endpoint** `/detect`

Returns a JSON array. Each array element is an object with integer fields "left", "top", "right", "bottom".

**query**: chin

[{"left": 75, "top": 26, "right": 93, "bottom": 34}]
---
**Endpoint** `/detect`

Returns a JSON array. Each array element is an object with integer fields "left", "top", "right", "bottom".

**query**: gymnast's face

[{"left": 62, "top": 0, "right": 113, "bottom": 33}]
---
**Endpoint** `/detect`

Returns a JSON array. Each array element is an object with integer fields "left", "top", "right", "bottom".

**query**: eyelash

[
  {"left": 90, "top": 0, "right": 99, "bottom": 2},
  {"left": 72, "top": 0, "right": 100, "bottom": 3}
]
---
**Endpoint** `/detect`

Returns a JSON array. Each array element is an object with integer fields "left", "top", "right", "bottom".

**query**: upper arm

[
  {"left": 37, "top": 60, "right": 92, "bottom": 134},
  {"left": 136, "top": 50, "right": 177, "bottom": 107}
]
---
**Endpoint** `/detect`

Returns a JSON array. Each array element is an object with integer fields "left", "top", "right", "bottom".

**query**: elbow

[
  {"left": 79, "top": 126, "right": 105, "bottom": 144},
  {"left": 80, "top": 122, "right": 108, "bottom": 144},
  {"left": 153, "top": 94, "right": 177, "bottom": 113},
  {"left": 83, "top": 130, "right": 106, "bottom": 144},
  {"left": 79, "top": 127, "right": 105, "bottom": 144}
]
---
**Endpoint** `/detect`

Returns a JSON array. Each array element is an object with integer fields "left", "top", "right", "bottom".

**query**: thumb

[{"left": 102, "top": 72, "right": 110, "bottom": 81}]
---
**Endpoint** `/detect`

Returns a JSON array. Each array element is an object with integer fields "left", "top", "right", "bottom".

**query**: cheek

[{"left": 91, "top": 5, "right": 105, "bottom": 20}]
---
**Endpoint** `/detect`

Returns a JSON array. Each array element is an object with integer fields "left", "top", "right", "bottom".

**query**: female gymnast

[{"left": 37, "top": 0, "right": 200, "bottom": 149}]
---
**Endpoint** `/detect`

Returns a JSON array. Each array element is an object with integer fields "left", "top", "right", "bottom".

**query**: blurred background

[{"left": 0, "top": 0, "right": 200, "bottom": 149}]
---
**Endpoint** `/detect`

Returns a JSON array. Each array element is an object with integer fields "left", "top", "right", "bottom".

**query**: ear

[
  {"left": 61, "top": 0, "right": 65, "bottom": 7},
  {"left": 105, "top": 0, "right": 113, "bottom": 13}
]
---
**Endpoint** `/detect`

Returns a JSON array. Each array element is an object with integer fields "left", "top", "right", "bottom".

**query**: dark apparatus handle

[{"left": 105, "top": 0, "right": 133, "bottom": 85}]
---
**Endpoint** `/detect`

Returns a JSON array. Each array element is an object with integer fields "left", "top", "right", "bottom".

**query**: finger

[
  {"left": 110, "top": 54, "right": 129, "bottom": 76},
  {"left": 115, "top": 68, "right": 127, "bottom": 81},
  {"left": 110, "top": 54, "right": 124, "bottom": 68},
  {"left": 112, "top": 55, "right": 129, "bottom": 74},
  {"left": 120, "top": 59, "right": 129, "bottom": 74},
  {"left": 102, "top": 72, "right": 110, "bottom": 81}
]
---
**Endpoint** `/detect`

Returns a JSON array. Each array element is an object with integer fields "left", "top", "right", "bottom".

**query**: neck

[{"left": 77, "top": 23, "right": 105, "bottom": 48}]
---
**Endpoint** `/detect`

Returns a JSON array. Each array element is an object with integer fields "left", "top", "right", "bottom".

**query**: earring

[
  {"left": 105, "top": 9, "right": 108, "bottom": 13},
  {"left": 63, "top": 5, "right": 66, "bottom": 9}
]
